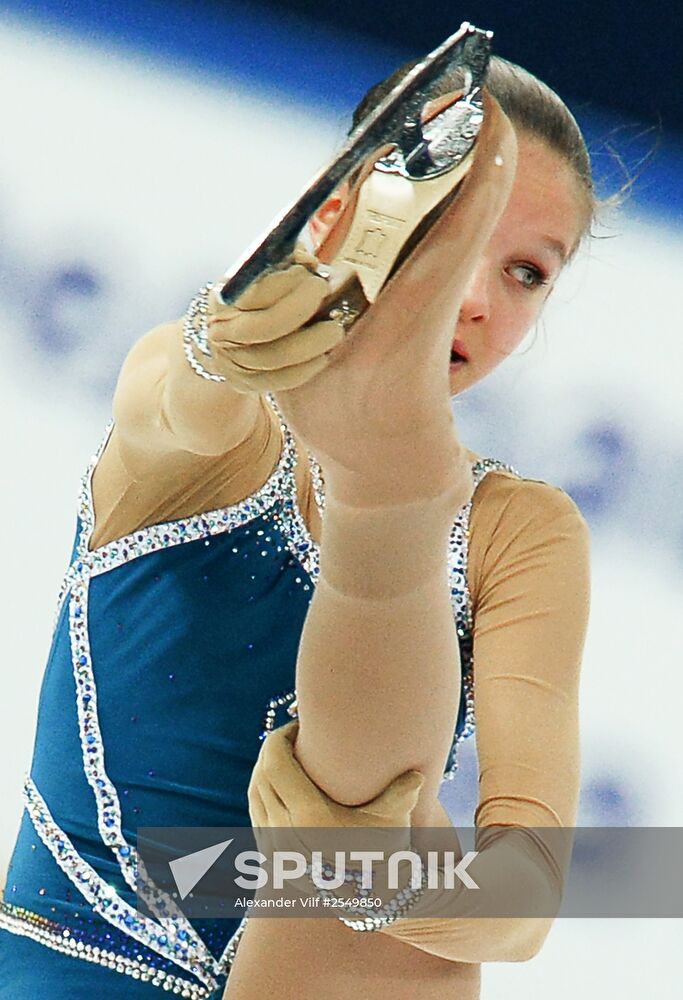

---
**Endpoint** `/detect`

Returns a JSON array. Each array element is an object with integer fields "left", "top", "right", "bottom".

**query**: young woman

[{"left": 0, "top": 54, "right": 592, "bottom": 1000}]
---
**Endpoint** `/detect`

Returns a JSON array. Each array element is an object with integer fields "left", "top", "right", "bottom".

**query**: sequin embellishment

[
  {"left": 26, "top": 408, "right": 314, "bottom": 989},
  {"left": 0, "top": 902, "right": 210, "bottom": 998},
  {"left": 442, "top": 457, "right": 519, "bottom": 778},
  {"left": 15, "top": 399, "right": 518, "bottom": 991},
  {"left": 21, "top": 776, "right": 221, "bottom": 992}
]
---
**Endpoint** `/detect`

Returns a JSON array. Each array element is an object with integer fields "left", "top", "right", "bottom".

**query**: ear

[{"left": 308, "top": 182, "right": 351, "bottom": 250}]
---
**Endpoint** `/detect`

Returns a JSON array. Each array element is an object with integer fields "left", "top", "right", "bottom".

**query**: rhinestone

[{"left": 34, "top": 394, "right": 518, "bottom": 985}]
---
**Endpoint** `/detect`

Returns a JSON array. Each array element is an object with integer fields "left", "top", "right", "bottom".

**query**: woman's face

[
  {"left": 447, "top": 132, "right": 586, "bottom": 396},
  {"left": 311, "top": 130, "right": 586, "bottom": 397}
]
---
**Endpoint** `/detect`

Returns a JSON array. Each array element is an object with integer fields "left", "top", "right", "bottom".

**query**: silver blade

[{"left": 218, "top": 21, "right": 493, "bottom": 306}]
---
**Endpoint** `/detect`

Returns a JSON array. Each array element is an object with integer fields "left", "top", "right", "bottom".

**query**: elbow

[
  {"left": 483, "top": 915, "right": 555, "bottom": 963},
  {"left": 380, "top": 913, "right": 556, "bottom": 966},
  {"left": 248, "top": 720, "right": 425, "bottom": 830}
]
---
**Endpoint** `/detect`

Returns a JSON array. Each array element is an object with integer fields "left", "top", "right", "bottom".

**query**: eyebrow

[{"left": 542, "top": 237, "right": 570, "bottom": 264}]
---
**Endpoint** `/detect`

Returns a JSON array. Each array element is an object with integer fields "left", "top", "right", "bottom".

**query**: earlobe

[
  {"left": 319, "top": 197, "right": 345, "bottom": 226},
  {"left": 309, "top": 185, "right": 351, "bottom": 250}
]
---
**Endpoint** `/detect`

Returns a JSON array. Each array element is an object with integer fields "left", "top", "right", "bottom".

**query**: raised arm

[
  {"left": 111, "top": 247, "right": 341, "bottom": 475},
  {"left": 111, "top": 318, "right": 263, "bottom": 466}
]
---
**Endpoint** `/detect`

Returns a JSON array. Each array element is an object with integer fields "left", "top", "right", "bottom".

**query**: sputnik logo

[{"left": 168, "top": 839, "right": 234, "bottom": 900}]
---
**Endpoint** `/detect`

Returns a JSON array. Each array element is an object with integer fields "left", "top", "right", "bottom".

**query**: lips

[{"left": 450, "top": 339, "right": 469, "bottom": 364}]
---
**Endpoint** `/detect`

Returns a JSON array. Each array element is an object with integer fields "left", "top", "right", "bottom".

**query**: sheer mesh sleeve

[
  {"left": 378, "top": 475, "right": 591, "bottom": 961},
  {"left": 89, "top": 323, "right": 286, "bottom": 549},
  {"left": 468, "top": 473, "right": 591, "bottom": 834},
  {"left": 111, "top": 319, "right": 266, "bottom": 469}
]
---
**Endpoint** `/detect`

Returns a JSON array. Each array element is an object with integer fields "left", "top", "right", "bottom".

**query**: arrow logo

[{"left": 168, "top": 838, "right": 234, "bottom": 900}]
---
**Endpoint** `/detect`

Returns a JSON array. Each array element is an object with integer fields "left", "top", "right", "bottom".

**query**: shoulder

[
  {"left": 470, "top": 465, "right": 589, "bottom": 541},
  {"left": 117, "top": 319, "right": 180, "bottom": 376},
  {"left": 467, "top": 465, "right": 591, "bottom": 601}
]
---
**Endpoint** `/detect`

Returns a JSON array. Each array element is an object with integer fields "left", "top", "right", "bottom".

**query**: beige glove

[
  {"left": 248, "top": 718, "right": 568, "bottom": 964},
  {"left": 248, "top": 719, "right": 424, "bottom": 831},
  {"left": 248, "top": 719, "right": 427, "bottom": 911},
  {"left": 203, "top": 244, "right": 346, "bottom": 394}
]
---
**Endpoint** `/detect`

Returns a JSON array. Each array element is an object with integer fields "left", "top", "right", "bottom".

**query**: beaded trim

[
  {"left": 441, "top": 457, "right": 519, "bottom": 779},
  {"left": 307, "top": 451, "right": 326, "bottom": 515},
  {"left": 338, "top": 866, "right": 430, "bottom": 932},
  {"left": 304, "top": 856, "right": 429, "bottom": 930},
  {"left": 67, "top": 569, "right": 208, "bottom": 954},
  {"left": 264, "top": 396, "right": 320, "bottom": 586},
  {"left": 222, "top": 914, "right": 248, "bottom": 967},
  {"left": 21, "top": 776, "right": 221, "bottom": 991},
  {"left": 0, "top": 902, "right": 213, "bottom": 998},
  {"left": 53, "top": 403, "right": 324, "bottom": 624},
  {"left": 259, "top": 689, "right": 300, "bottom": 744},
  {"left": 183, "top": 283, "right": 227, "bottom": 383},
  {"left": 54, "top": 427, "right": 212, "bottom": 961},
  {"left": 52, "top": 420, "right": 114, "bottom": 631},
  {"left": 39, "top": 407, "right": 322, "bottom": 987}
]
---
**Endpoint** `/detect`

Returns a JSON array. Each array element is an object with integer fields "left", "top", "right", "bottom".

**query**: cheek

[{"left": 482, "top": 294, "right": 540, "bottom": 360}]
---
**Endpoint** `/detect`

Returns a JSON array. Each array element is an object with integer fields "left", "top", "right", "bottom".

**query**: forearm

[
  {"left": 112, "top": 320, "right": 266, "bottom": 473},
  {"left": 158, "top": 319, "right": 264, "bottom": 456},
  {"left": 292, "top": 480, "right": 463, "bottom": 806},
  {"left": 379, "top": 824, "right": 566, "bottom": 963}
]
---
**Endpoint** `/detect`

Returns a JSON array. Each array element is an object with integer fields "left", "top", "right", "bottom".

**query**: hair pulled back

[{"left": 351, "top": 55, "right": 596, "bottom": 249}]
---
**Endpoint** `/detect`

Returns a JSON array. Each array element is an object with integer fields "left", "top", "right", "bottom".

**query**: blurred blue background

[{"left": 1, "top": 2, "right": 681, "bottom": 995}]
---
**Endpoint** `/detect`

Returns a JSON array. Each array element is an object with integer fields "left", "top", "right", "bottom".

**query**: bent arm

[
  {"left": 380, "top": 478, "right": 591, "bottom": 961},
  {"left": 246, "top": 475, "right": 591, "bottom": 967}
]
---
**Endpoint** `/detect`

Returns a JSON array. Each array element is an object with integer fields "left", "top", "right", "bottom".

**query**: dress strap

[{"left": 442, "top": 456, "right": 521, "bottom": 779}]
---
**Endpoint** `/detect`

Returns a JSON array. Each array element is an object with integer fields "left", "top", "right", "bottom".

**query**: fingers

[
  {"left": 229, "top": 264, "right": 312, "bottom": 312},
  {"left": 211, "top": 269, "right": 330, "bottom": 346},
  {"left": 221, "top": 320, "right": 342, "bottom": 394},
  {"left": 198, "top": 242, "right": 343, "bottom": 395},
  {"left": 218, "top": 241, "right": 323, "bottom": 313},
  {"left": 222, "top": 318, "right": 345, "bottom": 372}
]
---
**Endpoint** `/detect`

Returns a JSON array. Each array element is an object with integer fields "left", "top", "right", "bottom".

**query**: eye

[{"left": 508, "top": 263, "right": 550, "bottom": 291}]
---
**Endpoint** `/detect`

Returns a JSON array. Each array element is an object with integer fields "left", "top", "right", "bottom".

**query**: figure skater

[{"left": 0, "top": 50, "right": 591, "bottom": 1000}]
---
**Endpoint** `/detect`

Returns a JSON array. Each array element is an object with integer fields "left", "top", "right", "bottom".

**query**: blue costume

[{"left": 0, "top": 404, "right": 515, "bottom": 997}]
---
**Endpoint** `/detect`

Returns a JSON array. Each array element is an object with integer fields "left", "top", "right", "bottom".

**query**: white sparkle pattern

[{"left": 17, "top": 396, "right": 518, "bottom": 990}]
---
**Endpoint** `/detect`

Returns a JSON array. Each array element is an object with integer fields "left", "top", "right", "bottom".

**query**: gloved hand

[
  {"left": 248, "top": 718, "right": 424, "bottom": 843},
  {"left": 248, "top": 718, "right": 565, "bottom": 964},
  {"left": 205, "top": 243, "right": 346, "bottom": 394},
  {"left": 247, "top": 720, "right": 426, "bottom": 907}
]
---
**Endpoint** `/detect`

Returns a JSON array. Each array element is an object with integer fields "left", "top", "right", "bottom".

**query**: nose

[{"left": 458, "top": 260, "right": 491, "bottom": 323}]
